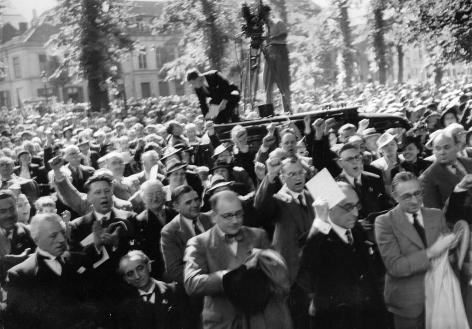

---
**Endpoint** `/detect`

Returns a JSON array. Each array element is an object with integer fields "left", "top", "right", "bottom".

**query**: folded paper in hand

[{"left": 306, "top": 168, "right": 346, "bottom": 208}]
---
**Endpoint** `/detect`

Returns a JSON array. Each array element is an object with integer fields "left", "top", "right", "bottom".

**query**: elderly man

[
  {"left": 421, "top": 129, "right": 472, "bottom": 209},
  {"left": 115, "top": 250, "right": 178, "bottom": 329},
  {"left": 62, "top": 145, "right": 95, "bottom": 193},
  {"left": 376, "top": 172, "right": 455, "bottom": 329},
  {"left": 132, "top": 180, "right": 173, "bottom": 279},
  {"left": 184, "top": 190, "right": 269, "bottom": 329},
  {"left": 298, "top": 182, "right": 387, "bottom": 329},
  {"left": 4, "top": 213, "right": 99, "bottom": 329}
]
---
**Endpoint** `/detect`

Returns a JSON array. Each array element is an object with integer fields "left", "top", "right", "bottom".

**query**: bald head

[{"left": 211, "top": 190, "right": 243, "bottom": 235}]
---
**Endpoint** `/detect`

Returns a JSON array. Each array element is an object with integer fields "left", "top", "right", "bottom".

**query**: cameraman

[{"left": 261, "top": 5, "right": 291, "bottom": 113}]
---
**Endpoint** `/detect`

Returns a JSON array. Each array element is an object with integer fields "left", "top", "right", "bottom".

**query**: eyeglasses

[
  {"left": 340, "top": 154, "right": 363, "bottom": 164},
  {"left": 285, "top": 170, "right": 306, "bottom": 178},
  {"left": 398, "top": 190, "right": 423, "bottom": 201},
  {"left": 220, "top": 209, "right": 244, "bottom": 220},
  {"left": 338, "top": 202, "right": 362, "bottom": 213}
]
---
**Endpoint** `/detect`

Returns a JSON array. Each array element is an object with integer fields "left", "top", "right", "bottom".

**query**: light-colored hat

[{"left": 376, "top": 132, "right": 396, "bottom": 149}]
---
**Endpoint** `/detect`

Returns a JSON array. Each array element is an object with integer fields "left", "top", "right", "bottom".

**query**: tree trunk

[
  {"left": 396, "top": 44, "right": 404, "bottom": 83},
  {"left": 338, "top": 0, "right": 354, "bottom": 87},
  {"left": 200, "top": 0, "right": 225, "bottom": 70},
  {"left": 434, "top": 65, "right": 443, "bottom": 87},
  {"left": 88, "top": 77, "right": 109, "bottom": 112},
  {"left": 372, "top": 0, "right": 387, "bottom": 85}
]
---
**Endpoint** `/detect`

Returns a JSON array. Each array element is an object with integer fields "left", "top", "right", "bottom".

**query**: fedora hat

[
  {"left": 207, "top": 174, "right": 233, "bottom": 193},
  {"left": 376, "top": 132, "right": 396, "bottom": 150},
  {"left": 165, "top": 158, "right": 188, "bottom": 175}
]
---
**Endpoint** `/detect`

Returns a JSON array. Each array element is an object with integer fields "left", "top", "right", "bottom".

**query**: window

[
  {"left": 155, "top": 47, "right": 175, "bottom": 68},
  {"left": 38, "top": 54, "right": 47, "bottom": 74},
  {"left": 13, "top": 57, "right": 21, "bottom": 78},
  {"left": 141, "top": 82, "right": 151, "bottom": 98},
  {"left": 158, "top": 80, "right": 169, "bottom": 97},
  {"left": 138, "top": 53, "right": 147, "bottom": 69}
]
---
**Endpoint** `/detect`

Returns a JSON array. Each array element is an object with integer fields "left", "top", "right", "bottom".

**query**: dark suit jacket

[
  {"left": 66, "top": 164, "right": 95, "bottom": 193},
  {"left": 115, "top": 279, "right": 179, "bottom": 329},
  {"left": 0, "top": 223, "right": 35, "bottom": 282},
  {"left": 298, "top": 223, "right": 387, "bottom": 329},
  {"left": 69, "top": 208, "right": 136, "bottom": 299},
  {"left": 254, "top": 177, "right": 315, "bottom": 284},
  {"left": 81, "top": 150, "right": 100, "bottom": 169},
  {"left": 13, "top": 164, "right": 42, "bottom": 181},
  {"left": 336, "top": 171, "right": 392, "bottom": 221},
  {"left": 184, "top": 226, "right": 269, "bottom": 328},
  {"left": 444, "top": 189, "right": 472, "bottom": 224},
  {"left": 375, "top": 206, "right": 449, "bottom": 318},
  {"left": 2, "top": 176, "right": 40, "bottom": 208},
  {"left": 160, "top": 213, "right": 213, "bottom": 284},
  {"left": 391, "top": 158, "right": 432, "bottom": 179},
  {"left": 132, "top": 209, "right": 173, "bottom": 279},
  {"left": 194, "top": 70, "right": 240, "bottom": 124},
  {"left": 420, "top": 157, "right": 472, "bottom": 209},
  {"left": 5, "top": 252, "right": 99, "bottom": 329}
]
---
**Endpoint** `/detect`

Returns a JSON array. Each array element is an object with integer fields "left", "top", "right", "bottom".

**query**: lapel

[
  {"left": 177, "top": 215, "right": 194, "bottom": 244},
  {"left": 391, "top": 206, "right": 424, "bottom": 249},
  {"left": 422, "top": 208, "right": 439, "bottom": 247},
  {"left": 434, "top": 162, "right": 460, "bottom": 186},
  {"left": 208, "top": 226, "right": 245, "bottom": 271},
  {"left": 199, "top": 212, "right": 214, "bottom": 231},
  {"left": 458, "top": 158, "right": 472, "bottom": 174}
]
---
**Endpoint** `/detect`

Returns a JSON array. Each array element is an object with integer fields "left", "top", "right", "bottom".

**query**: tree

[
  {"left": 336, "top": 0, "right": 355, "bottom": 87},
  {"left": 385, "top": 0, "right": 408, "bottom": 83},
  {"left": 48, "top": 0, "right": 134, "bottom": 111},
  {"left": 155, "top": 0, "right": 235, "bottom": 79},
  {"left": 370, "top": 0, "right": 388, "bottom": 84}
]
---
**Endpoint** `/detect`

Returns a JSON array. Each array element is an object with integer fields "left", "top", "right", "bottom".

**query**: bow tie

[
  {"left": 140, "top": 288, "right": 156, "bottom": 303},
  {"left": 225, "top": 231, "right": 243, "bottom": 243}
]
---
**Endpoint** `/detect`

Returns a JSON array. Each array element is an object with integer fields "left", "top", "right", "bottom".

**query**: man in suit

[
  {"left": 184, "top": 190, "right": 270, "bottom": 329},
  {"left": 375, "top": 171, "right": 456, "bottom": 329},
  {"left": 298, "top": 182, "right": 387, "bottom": 329},
  {"left": 335, "top": 143, "right": 392, "bottom": 239},
  {"left": 421, "top": 129, "right": 472, "bottom": 209},
  {"left": 161, "top": 185, "right": 213, "bottom": 329},
  {"left": 132, "top": 180, "right": 172, "bottom": 279},
  {"left": 63, "top": 145, "right": 95, "bottom": 193},
  {"left": 254, "top": 157, "right": 314, "bottom": 329},
  {"left": 4, "top": 213, "right": 99, "bottom": 329},
  {"left": 0, "top": 190, "right": 35, "bottom": 282},
  {"left": 115, "top": 250, "right": 179, "bottom": 329},
  {"left": 0, "top": 156, "right": 40, "bottom": 207},
  {"left": 186, "top": 69, "right": 240, "bottom": 124},
  {"left": 68, "top": 171, "right": 136, "bottom": 326}
]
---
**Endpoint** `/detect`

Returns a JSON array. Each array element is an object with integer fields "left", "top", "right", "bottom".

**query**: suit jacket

[
  {"left": 13, "top": 164, "right": 42, "bottom": 181},
  {"left": 132, "top": 208, "right": 173, "bottom": 279},
  {"left": 184, "top": 226, "right": 269, "bottom": 329},
  {"left": 0, "top": 175, "right": 40, "bottom": 209},
  {"left": 254, "top": 177, "right": 315, "bottom": 284},
  {"left": 81, "top": 150, "right": 100, "bottom": 169},
  {"left": 115, "top": 279, "right": 179, "bottom": 329},
  {"left": 161, "top": 212, "right": 213, "bottom": 284},
  {"left": 336, "top": 171, "right": 392, "bottom": 221},
  {"left": 0, "top": 223, "right": 35, "bottom": 282},
  {"left": 69, "top": 208, "right": 136, "bottom": 299},
  {"left": 391, "top": 158, "right": 432, "bottom": 179},
  {"left": 5, "top": 252, "right": 99, "bottom": 329},
  {"left": 420, "top": 157, "right": 472, "bottom": 209},
  {"left": 375, "top": 206, "right": 449, "bottom": 318},
  {"left": 298, "top": 223, "right": 386, "bottom": 329},
  {"left": 66, "top": 163, "right": 95, "bottom": 193},
  {"left": 194, "top": 70, "right": 240, "bottom": 124},
  {"left": 444, "top": 189, "right": 472, "bottom": 224}
]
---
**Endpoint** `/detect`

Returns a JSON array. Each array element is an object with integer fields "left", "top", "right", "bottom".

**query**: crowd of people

[{"left": 0, "top": 76, "right": 472, "bottom": 329}]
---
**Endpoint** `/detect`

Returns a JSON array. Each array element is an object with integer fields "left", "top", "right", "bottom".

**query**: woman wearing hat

[
  {"left": 440, "top": 105, "right": 460, "bottom": 128},
  {"left": 391, "top": 136, "right": 432, "bottom": 179},
  {"left": 371, "top": 132, "right": 400, "bottom": 194}
]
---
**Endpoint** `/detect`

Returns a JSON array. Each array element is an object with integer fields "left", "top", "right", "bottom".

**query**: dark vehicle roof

[{"left": 214, "top": 107, "right": 410, "bottom": 143}]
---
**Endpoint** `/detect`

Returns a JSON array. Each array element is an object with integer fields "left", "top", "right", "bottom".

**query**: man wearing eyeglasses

[
  {"left": 184, "top": 190, "right": 269, "bottom": 329},
  {"left": 375, "top": 172, "right": 456, "bottom": 329},
  {"left": 336, "top": 143, "right": 391, "bottom": 231},
  {"left": 298, "top": 181, "right": 388, "bottom": 329}
]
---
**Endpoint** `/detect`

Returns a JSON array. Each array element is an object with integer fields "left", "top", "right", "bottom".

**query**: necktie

[
  {"left": 192, "top": 219, "right": 202, "bottom": 236},
  {"left": 346, "top": 229, "right": 354, "bottom": 245},
  {"left": 354, "top": 178, "right": 363, "bottom": 197},
  {"left": 297, "top": 194, "right": 306, "bottom": 207},
  {"left": 142, "top": 289, "right": 155, "bottom": 303},
  {"left": 225, "top": 231, "right": 244, "bottom": 243},
  {"left": 412, "top": 213, "right": 427, "bottom": 247}
]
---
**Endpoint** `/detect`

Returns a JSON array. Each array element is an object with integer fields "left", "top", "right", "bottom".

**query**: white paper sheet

[{"left": 306, "top": 168, "right": 346, "bottom": 208}]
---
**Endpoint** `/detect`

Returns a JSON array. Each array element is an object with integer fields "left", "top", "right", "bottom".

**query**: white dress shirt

[
  {"left": 215, "top": 224, "right": 238, "bottom": 255},
  {"left": 405, "top": 211, "right": 424, "bottom": 227},
  {"left": 37, "top": 248, "right": 62, "bottom": 275},
  {"left": 181, "top": 215, "right": 205, "bottom": 236},
  {"left": 139, "top": 280, "right": 156, "bottom": 304}
]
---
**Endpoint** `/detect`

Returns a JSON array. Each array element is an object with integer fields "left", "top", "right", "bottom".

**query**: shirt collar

[
  {"left": 328, "top": 218, "right": 349, "bottom": 243},
  {"left": 280, "top": 184, "right": 304, "bottom": 203},
  {"left": 405, "top": 211, "right": 423, "bottom": 225},
  {"left": 94, "top": 211, "right": 112, "bottom": 222},
  {"left": 37, "top": 248, "right": 57, "bottom": 260},
  {"left": 138, "top": 279, "right": 156, "bottom": 296},
  {"left": 341, "top": 170, "right": 360, "bottom": 185}
]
